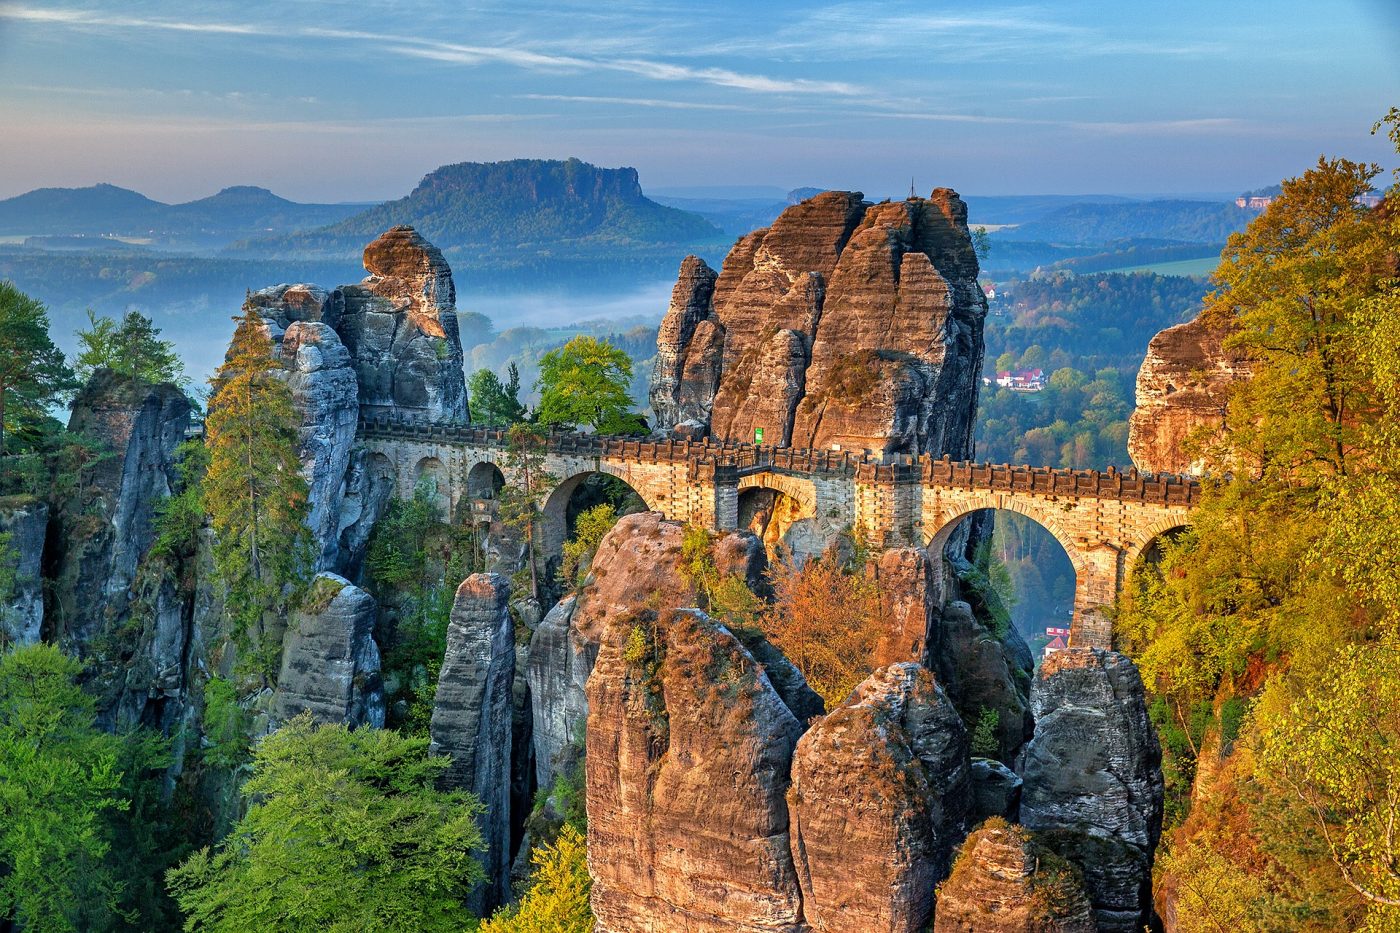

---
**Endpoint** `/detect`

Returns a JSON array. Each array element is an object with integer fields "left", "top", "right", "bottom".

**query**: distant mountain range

[
  {"left": 0, "top": 183, "right": 365, "bottom": 247},
  {"left": 992, "top": 199, "right": 1250, "bottom": 245},
  {"left": 233, "top": 158, "right": 728, "bottom": 267}
]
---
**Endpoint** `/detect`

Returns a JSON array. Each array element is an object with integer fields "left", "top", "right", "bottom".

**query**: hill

[
  {"left": 0, "top": 183, "right": 363, "bottom": 246},
  {"left": 235, "top": 157, "right": 727, "bottom": 262},
  {"left": 993, "top": 199, "right": 1249, "bottom": 245}
]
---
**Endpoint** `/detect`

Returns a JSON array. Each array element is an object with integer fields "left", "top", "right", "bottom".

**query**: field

[{"left": 1099, "top": 256, "right": 1219, "bottom": 277}]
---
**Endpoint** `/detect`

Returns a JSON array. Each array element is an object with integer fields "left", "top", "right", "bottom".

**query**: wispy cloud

[
  {"left": 0, "top": 4, "right": 868, "bottom": 97},
  {"left": 518, "top": 94, "right": 754, "bottom": 111}
]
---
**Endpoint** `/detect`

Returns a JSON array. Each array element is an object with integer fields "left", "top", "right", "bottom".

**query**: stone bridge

[{"left": 357, "top": 415, "right": 1198, "bottom": 648}]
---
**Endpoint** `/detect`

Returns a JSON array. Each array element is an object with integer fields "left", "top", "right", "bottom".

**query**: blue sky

[{"left": 1, "top": 0, "right": 1396, "bottom": 202}]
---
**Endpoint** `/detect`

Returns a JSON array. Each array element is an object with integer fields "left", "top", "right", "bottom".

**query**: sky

[{"left": 0, "top": 0, "right": 1397, "bottom": 203}]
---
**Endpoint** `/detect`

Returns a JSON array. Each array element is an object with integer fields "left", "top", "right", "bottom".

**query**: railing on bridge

[{"left": 356, "top": 413, "right": 1201, "bottom": 507}]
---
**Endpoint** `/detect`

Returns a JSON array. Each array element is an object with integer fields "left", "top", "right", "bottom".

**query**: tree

[
  {"left": 558, "top": 502, "right": 618, "bottom": 592},
  {"left": 480, "top": 824, "right": 592, "bottom": 933},
  {"left": 536, "top": 336, "right": 636, "bottom": 433},
  {"left": 167, "top": 714, "right": 486, "bottom": 932},
  {"left": 74, "top": 309, "right": 186, "bottom": 387},
  {"left": 0, "top": 281, "right": 76, "bottom": 458},
  {"left": 468, "top": 364, "right": 526, "bottom": 426},
  {"left": 0, "top": 643, "right": 128, "bottom": 933},
  {"left": 763, "top": 553, "right": 882, "bottom": 708},
  {"left": 498, "top": 423, "right": 556, "bottom": 602},
  {"left": 202, "top": 302, "right": 310, "bottom": 673}
]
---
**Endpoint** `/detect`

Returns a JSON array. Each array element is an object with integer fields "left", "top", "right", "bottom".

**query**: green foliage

[
  {"left": 166, "top": 713, "right": 486, "bottom": 933},
  {"left": 200, "top": 677, "right": 249, "bottom": 770},
  {"left": 151, "top": 439, "right": 209, "bottom": 566},
  {"left": 0, "top": 280, "right": 78, "bottom": 458},
  {"left": 202, "top": 302, "right": 311, "bottom": 675},
  {"left": 468, "top": 364, "right": 527, "bottom": 426},
  {"left": 559, "top": 502, "right": 618, "bottom": 592},
  {"left": 499, "top": 423, "right": 556, "bottom": 602},
  {"left": 0, "top": 643, "right": 128, "bottom": 932},
  {"left": 366, "top": 481, "right": 442, "bottom": 589},
  {"left": 536, "top": 336, "right": 637, "bottom": 433},
  {"left": 74, "top": 309, "right": 186, "bottom": 387},
  {"left": 480, "top": 824, "right": 592, "bottom": 933},
  {"left": 970, "top": 706, "right": 1001, "bottom": 759}
]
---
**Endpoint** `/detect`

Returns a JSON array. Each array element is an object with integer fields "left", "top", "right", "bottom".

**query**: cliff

[
  {"left": 1128, "top": 314, "right": 1249, "bottom": 475},
  {"left": 650, "top": 189, "right": 987, "bottom": 456}
]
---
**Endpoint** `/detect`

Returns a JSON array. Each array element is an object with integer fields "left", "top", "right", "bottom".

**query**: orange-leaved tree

[{"left": 203, "top": 300, "right": 310, "bottom": 676}]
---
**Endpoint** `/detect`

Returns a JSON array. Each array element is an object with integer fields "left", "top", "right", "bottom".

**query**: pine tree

[
  {"left": 202, "top": 302, "right": 310, "bottom": 674},
  {"left": 499, "top": 423, "right": 555, "bottom": 602},
  {"left": 74, "top": 309, "right": 185, "bottom": 387},
  {"left": 0, "top": 281, "right": 76, "bottom": 459},
  {"left": 468, "top": 364, "right": 526, "bottom": 426}
]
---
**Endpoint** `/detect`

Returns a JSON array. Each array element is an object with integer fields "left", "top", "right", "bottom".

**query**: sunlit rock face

[
  {"left": 787, "top": 662, "right": 971, "bottom": 933},
  {"left": 1128, "top": 314, "right": 1250, "bottom": 475},
  {"left": 337, "top": 225, "right": 469, "bottom": 423},
  {"left": 650, "top": 189, "right": 986, "bottom": 457},
  {"left": 273, "top": 572, "right": 384, "bottom": 729}
]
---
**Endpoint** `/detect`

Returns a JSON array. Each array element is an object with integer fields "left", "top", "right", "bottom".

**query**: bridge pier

[{"left": 1068, "top": 545, "right": 1125, "bottom": 648}]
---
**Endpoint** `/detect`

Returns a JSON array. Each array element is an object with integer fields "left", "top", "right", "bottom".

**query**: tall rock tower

[{"left": 649, "top": 189, "right": 987, "bottom": 457}]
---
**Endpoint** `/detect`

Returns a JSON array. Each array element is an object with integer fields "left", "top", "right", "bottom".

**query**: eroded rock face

[
  {"left": 0, "top": 499, "right": 47, "bottom": 646},
  {"left": 586, "top": 607, "right": 807, "bottom": 933},
  {"left": 429, "top": 573, "right": 516, "bottom": 912},
  {"left": 273, "top": 572, "right": 384, "bottom": 728},
  {"left": 934, "top": 820, "right": 1096, "bottom": 933},
  {"left": 1128, "top": 314, "right": 1249, "bottom": 475},
  {"left": 338, "top": 226, "right": 468, "bottom": 422},
  {"left": 971, "top": 758, "right": 1023, "bottom": 822},
  {"left": 278, "top": 321, "right": 359, "bottom": 571},
  {"left": 788, "top": 662, "right": 971, "bottom": 933},
  {"left": 935, "top": 601, "right": 1034, "bottom": 764},
  {"left": 53, "top": 371, "right": 192, "bottom": 651},
  {"left": 873, "top": 545, "right": 939, "bottom": 668},
  {"left": 1019, "top": 648, "right": 1164, "bottom": 933},
  {"left": 651, "top": 189, "right": 986, "bottom": 457},
  {"left": 527, "top": 512, "right": 778, "bottom": 788}
]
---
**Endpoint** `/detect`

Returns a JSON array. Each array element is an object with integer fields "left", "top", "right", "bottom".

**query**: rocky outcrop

[
  {"left": 1019, "top": 648, "right": 1164, "bottom": 933},
  {"left": 527, "top": 512, "right": 778, "bottom": 788},
  {"left": 788, "top": 663, "right": 971, "bottom": 932},
  {"left": 651, "top": 189, "right": 986, "bottom": 457},
  {"left": 52, "top": 370, "right": 192, "bottom": 654},
  {"left": 0, "top": 499, "right": 47, "bottom": 646},
  {"left": 935, "top": 600, "right": 1034, "bottom": 764},
  {"left": 934, "top": 819, "right": 1096, "bottom": 933},
  {"left": 873, "top": 545, "right": 939, "bottom": 668},
  {"left": 338, "top": 226, "right": 469, "bottom": 422},
  {"left": 273, "top": 573, "right": 384, "bottom": 728},
  {"left": 429, "top": 573, "right": 516, "bottom": 912},
  {"left": 278, "top": 321, "right": 359, "bottom": 571},
  {"left": 971, "top": 758, "right": 1023, "bottom": 821},
  {"left": 586, "top": 607, "right": 808, "bottom": 933},
  {"left": 1128, "top": 314, "right": 1249, "bottom": 475}
]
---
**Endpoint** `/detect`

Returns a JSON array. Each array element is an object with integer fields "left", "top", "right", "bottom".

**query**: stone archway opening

[
  {"left": 466, "top": 461, "right": 505, "bottom": 500},
  {"left": 737, "top": 484, "right": 823, "bottom": 565},
  {"left": 413, "top": 456, "right": 450, "bottom": 519},
  {"left": 929, "top": 508, "right": 1078, "bottom": 661},
  {"left": 541, "top": 471, "right": 649, "bottom": 565}
]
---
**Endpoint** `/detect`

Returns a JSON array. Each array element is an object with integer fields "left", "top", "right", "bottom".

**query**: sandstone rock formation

[
  {"left": 971, "top": 758, "right": 1023, "bottom": 822},
  {"left": 934, "top": 819, "right": 1096, "bottom": 933},
  {"left": 650, "top": 189, "right": 986, "bottom": 457},
  {"left": 788, "top": 663, "right": 971, "bottom": 932},
  {"left": 278, "top": 321, "right": 359, "bottom": 571},
  {"left": 1128, "top": 314, "right": 1249, "bottom": 475},
  {"left": 429, "top": 573, "right": 516, "bottom": 912},
  {"left": 586, "top": 607, "right": 808, "bottom": 933},
  {"left": 273, "top": 572, "right": 384, "bottom": 728},
  {"left": 935, "top": 600, "right": 1034, "bottom": 764},
  {"left": 0, "top": 499, "right": 47, "bottom": 646},
  {"left": 527, "top": 511, "right": 786, "bottom": 788},
  {"left": 339, "top": 226, "right": 468, "bottom": 423},
  {"left": 872, "top": 545, "right": 939, "bottom": 668},
  {"left": 52, "top": 370, "right": 192, "bottom": 652},
  {"left": 1019, "top": 648, "right": 1164, "bottom": 933}
]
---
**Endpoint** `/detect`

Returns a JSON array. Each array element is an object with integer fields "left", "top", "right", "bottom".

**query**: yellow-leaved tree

[{"left": 203, "top": 301, "right": 310, "bottom": 677}]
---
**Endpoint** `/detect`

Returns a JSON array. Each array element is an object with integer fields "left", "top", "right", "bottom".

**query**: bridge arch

[
  {"left": 465, "top": 460, "right": 505, "bottom": 501},
  {"left": 540, "top": 469, "right": 655, "bottom": 565},
  {"left": 737, "top": 473, "right": 823, "bottom": 563},
  {"left": 413, "top": 456, "right": 450, "bottom": 517},
  {"left": 925, "top": 496, "right": 1088, "bottom": 580},
  {"left": 1121, "top": 517, "right": 1193, "bottom": 578}
]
